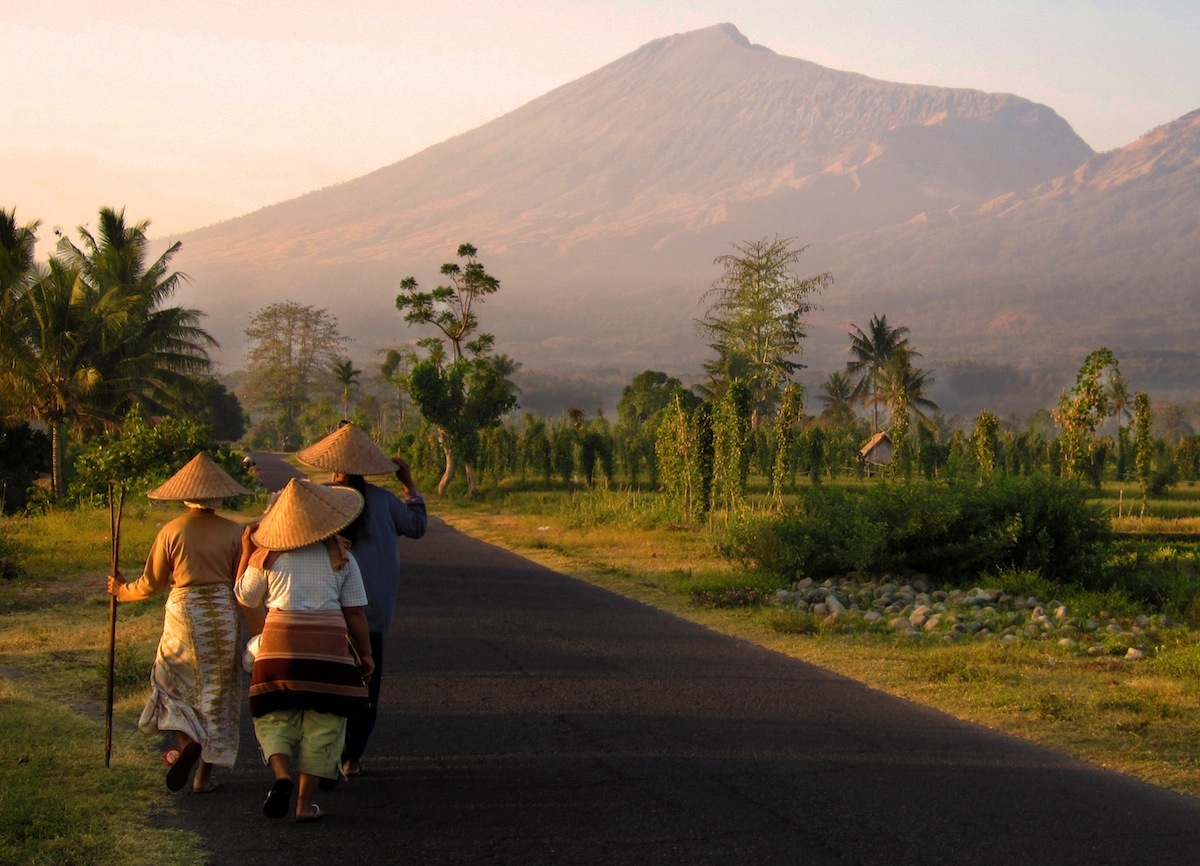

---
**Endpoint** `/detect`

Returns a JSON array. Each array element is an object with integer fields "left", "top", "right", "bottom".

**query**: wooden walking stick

[{"left": 104, "top": 480, "right": 125, "bottom": 768}]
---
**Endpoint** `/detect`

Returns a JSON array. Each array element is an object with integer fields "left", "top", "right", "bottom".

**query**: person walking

[
  {"left": 236, "top": 478, "right": 375, "bottom": 822},
  {"left": 107, "top": 452, "right": 251, "bottom": 793},
  {"left": 296, "top": 423, "right": 426, "bottom": 779}
]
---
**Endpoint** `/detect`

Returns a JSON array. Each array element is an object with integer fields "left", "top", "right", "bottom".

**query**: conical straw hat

[
  {"left": 251, "top": 479, "right": 364, "bottom": 552},
  {"left": 147, "top": 452, "right": 252, "bottom": 501},
  {"left": 296, "top": 423, "right": 397, "bottom": 476}
]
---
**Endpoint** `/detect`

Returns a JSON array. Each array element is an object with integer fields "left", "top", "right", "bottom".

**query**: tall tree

[
  {"left": 243, "top": 301, "right": 345, "bottom": 437},
  {"left": 395, "top": 243, "right": 500, "bottom": 363},
  {"left": 697, "top": 236, "right": 831, "bottom": 428},
  {"left": 816, "top": 371, "right": 857, "bottom": 427},
  {"left": 55, "top": 207, "right": 214, "bottom": 416},
  {"left": 331, "top": 357, "right": 362, "bottom": 420},
  {"left": 2, "top": 209, "right": 215, "bottom": 494},
  {"left": 846, "top": 313, "right": 913, "bottom": 432},
  {"left": 396, "top": 244, "right": 518, "bottom": 494},
  {"left": 869, "top": 346, "right": 938, "bottom": 430}
]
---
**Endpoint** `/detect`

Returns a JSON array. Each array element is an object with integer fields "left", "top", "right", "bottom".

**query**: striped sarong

[
  {"left": 138, "top": 583, "right": 242, "bottom": 767},
  {"left": 249, "top": 609, "right": 369, "bottom": 720}
]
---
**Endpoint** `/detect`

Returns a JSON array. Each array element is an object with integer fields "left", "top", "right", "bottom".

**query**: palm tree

[
  {"left": 3, "top": 259, "right": 106, "bottom": 493},
  {"left": 870, "top": 346, "right": 939, "bottom": 430},
  {"left": 56, "top": 208, "right": 215, "bottom": 417},
  {"left": 0, "top": 209, "right": 41, "bottom": 418},
  {"left": 332, "top": 358, "right": 362, "bottom": 420},
  {"left": 0, "top": 208, "right": 39, "bottom": 305},
  {"left": 817, "top": 371, "right": 857, "bottom": 426},
  {"left": 3, "top": 209, "right": 216, "bottom": 495},
  {"left": 846, "top": 314, "right": 916, "bottom": 432}
]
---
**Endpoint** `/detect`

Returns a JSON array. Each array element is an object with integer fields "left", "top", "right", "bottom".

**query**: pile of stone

[{"left": 773, "top": 575, "right": 1169, "bottom": 659}]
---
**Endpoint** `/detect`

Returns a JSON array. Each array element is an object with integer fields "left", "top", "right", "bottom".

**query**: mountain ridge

[{"left": 169, "top": 24, "right": 1197, "bottom": 416}]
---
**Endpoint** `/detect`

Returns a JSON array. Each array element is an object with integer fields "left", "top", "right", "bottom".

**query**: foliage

[
  {"left": 971, "top": 410, "right": 999, "bottom": 478},
  {"left": 397, "top": 245, "right": 519, "bottom": 495},
  {"left": 331, "top": 357, "right": 362, "bottom": 420},
  {"left": 697, "top": 236, "right": 831, "bottom": 426},
  {"left": 242, "top": 301, "right": 345, "bottom": 441},
  {"left": 771, "top": 383, "right": 803, "bottom": 501},
  {"left": 1053, "top": 348, "right": 1120, "bottom": 483},
  {"left": 66, "top": 409, "right": 252, "bottom": 505},
  {"left": 722, "top": 476, "right": 1113, "bottom": 589},
  {"left": 846, "top": 313, "right": 913, "bottom": 433},
  {"left": 1, "top": 208, "right": 214, "bottom": 495},
  {"left": 1134, "top": 391, "right": 1153, "bottom": 498},
  {"left": 395, "top": 243, "right": 500, "bottom": 363},
  {"left": 711, "top": 381, "right": 752, "bottom": 512},
  {"left": 0, "top": 422, "right": 51, "bottom": 514},
  {"left": 408, "top": 355, "right": 518, "bottom": 494},
  {"left": 180, "top": 376, "right": 246, "bottom": 442}
]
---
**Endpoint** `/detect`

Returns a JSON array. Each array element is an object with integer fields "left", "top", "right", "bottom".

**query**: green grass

[{"left": 0, "top": 502, "right": 257, "bottom": 866}]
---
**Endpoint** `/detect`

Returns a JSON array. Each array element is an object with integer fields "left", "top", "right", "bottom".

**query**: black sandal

[
  {"left": 165, "top": 741, "right": 201, "bottom": 792},
  {"left": 262, "top": 777, "right": 294, "bottom": 819}
]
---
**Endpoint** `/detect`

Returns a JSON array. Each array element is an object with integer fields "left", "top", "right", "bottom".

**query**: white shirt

[{"left": 236, "top": 544, "right": 368, "bottom": 612}]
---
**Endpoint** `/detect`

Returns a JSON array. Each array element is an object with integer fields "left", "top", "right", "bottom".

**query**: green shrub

[
  {"left": 721, "top": 476, "right": 1112, "bottom": 587},
  {"left": 67, "top": 410, "right": 253, "bottom": 504}
]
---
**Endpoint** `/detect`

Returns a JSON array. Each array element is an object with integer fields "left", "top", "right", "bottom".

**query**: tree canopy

[{"left": 697, "top": 236, "right": 831, "bottom": 427}]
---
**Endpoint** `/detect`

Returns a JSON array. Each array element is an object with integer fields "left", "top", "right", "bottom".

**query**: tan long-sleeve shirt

[{"left": 114, "top": 507, "right": 243, "bottom": 602}]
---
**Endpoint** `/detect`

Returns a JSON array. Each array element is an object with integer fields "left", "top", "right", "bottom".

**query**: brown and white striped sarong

[{"left": 248, "top": 609, "right": 369, "bottom": 720}]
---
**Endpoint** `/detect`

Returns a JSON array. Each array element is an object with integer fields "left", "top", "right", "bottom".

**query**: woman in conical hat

[
  {"left": 297, "top": 423, "right": 426, "bottom": 779},
  {"left": 106, "top": 452, "right": 252, "bottom": 794},
  {"left": 235, "top": 478, "right": 375, "bottom": 822}
]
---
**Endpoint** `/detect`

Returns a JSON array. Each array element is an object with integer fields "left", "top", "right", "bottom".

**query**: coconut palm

[
  {"left": 55, "top": 208, "right": 215, "bottom": 416},
  {"left": 4, "top": 209, "right": 215, "bottom": 494},
  {"left": 332, "top": 358, "right": 362, "bottom": 419},
  {"left": 868, "top": 346, "right": 939, "bottom": 430},
  {"left": 817, "top": 371, "right": 857, "bottom": 426},
  {"left": 3, "top": 258, "right": 106, "bottom": 493},
  {"left": 846, "top": 313, "right": 916, "bottom": 432}
]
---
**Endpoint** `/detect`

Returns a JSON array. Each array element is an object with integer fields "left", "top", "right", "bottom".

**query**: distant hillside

[{"left": 170, "top": 23, "right": 1197, "bottom": 417}]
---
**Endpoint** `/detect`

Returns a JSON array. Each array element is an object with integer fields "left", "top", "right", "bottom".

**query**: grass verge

[{"left": 0, "top": 505, "right": 231, "bottom": 866}]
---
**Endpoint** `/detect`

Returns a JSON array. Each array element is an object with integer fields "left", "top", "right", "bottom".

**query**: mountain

[{"left": 171, "top": 23, "right": 1197, "bottom": 416}]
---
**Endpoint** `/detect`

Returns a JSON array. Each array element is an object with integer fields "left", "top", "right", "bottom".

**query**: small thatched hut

[{"left": 859, "top": 431, "right": 893, "bottom": 472}]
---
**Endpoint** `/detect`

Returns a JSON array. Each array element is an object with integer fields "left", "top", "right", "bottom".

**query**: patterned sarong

[
  {"left": 138, "top": 583, "right": 242, "bottom": 767},
  {"left": 249, "top": 609, "right": 369, "bottom": 720}
]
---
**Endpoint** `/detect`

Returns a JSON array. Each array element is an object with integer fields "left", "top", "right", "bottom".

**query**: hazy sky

[{"left": 5, "top": 0, "right": 1197, "bottom": 254}]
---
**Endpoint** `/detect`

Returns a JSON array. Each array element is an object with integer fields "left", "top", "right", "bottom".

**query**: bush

[
  {"left": 722, "top": 476, "right": 1112, "bottom": 588},
  {"left": 66, "top": 411, "right": 253, "bottom": 505}
]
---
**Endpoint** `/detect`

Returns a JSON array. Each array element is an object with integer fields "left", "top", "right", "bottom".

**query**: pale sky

[{"left": 4, "top": 0, "right": 1197, "bottom": 255}]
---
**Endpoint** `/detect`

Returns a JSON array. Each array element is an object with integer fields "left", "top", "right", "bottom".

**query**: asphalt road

[{"left": 156, "top": 511, "right": 1200, "bottom": 865}]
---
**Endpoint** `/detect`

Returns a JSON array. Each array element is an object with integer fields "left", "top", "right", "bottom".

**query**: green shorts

[{"left": 253, "top": 708, "right": 347, "bottom": 779}]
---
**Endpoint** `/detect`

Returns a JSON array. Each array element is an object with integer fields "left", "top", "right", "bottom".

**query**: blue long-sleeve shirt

[{"left": 350, "top": 484, "right": 426, "bottom": 632}]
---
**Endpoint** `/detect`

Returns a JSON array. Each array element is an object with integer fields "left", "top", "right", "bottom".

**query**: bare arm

[{"left": 341, "top": 605, "right": 375, "bottom": 681}]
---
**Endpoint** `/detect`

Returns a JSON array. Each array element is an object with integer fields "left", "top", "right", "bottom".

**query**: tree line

[{"left": 2, "top": 210, "right": 1190, "bottom": 514}]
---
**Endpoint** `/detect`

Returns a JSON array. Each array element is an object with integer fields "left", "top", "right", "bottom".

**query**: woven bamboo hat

[
  {"left": 296, "top": 423, "right": 397, "bottom": 476},
  {"left": 251, "top": 478, "right": 364, "bottom": 551},
  {"left": 147, "top": 452, "right": 252, "bottom": 501}
]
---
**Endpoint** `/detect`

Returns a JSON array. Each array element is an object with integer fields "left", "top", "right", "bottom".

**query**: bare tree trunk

[
  {"left": 437, "top": 443, "right": 456, "bottom": 496},
  {"left": 463, "top": 462, "right": 477, "bottom": 495},
  {"left": 51, "top": 418, "right": 65, "bottom": 498}
]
